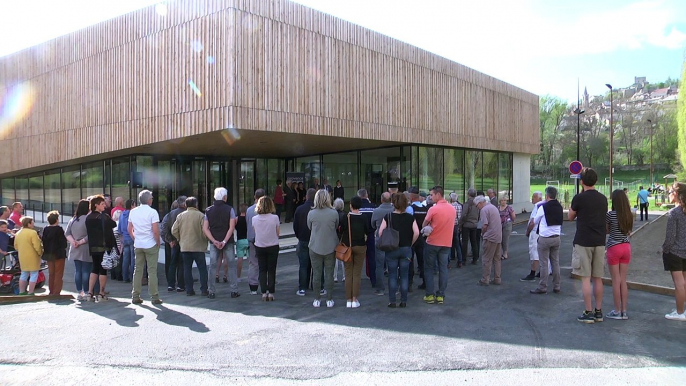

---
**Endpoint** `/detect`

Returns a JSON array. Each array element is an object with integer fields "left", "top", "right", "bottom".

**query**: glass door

[{"left": 239, "top": 161, "right": 256, "bottom": 207}]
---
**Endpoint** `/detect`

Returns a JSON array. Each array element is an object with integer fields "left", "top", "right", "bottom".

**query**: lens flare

[
  {"left": 220, "top": 125, "right": 241, "bottom": 146},
  {"left": 187, "top": 80, "right": 202, "bottom": 97},
  {"left": 190, "top": 40, "right": 204, "bottom": 52},
  {"left": 207, "top": 56, "right": 215, "bottom": 64},
  {"left": 0, "top": 83, "right": 36, "bottom": 135},
  {"left": 155, "top": 3, "right": 168, "bottom": 16}
]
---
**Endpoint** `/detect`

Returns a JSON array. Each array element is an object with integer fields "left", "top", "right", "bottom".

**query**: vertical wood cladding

[{"left": 0, "top": 0, "right": 538, "bottom": 174}]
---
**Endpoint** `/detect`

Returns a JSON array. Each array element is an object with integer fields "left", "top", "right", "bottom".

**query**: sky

[{"left": 1, "top": 0, "right": 685, "bottom": 103}]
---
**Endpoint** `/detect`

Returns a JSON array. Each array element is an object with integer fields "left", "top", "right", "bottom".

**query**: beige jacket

[{"left": 171, "top": 207, "right": 208, "bottom": 252}]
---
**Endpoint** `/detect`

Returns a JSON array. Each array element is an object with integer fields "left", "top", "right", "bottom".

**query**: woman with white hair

[
  {"left": 333, "top": 198, "right": 346, "bottom": 283},
  {"left": 307, "top": 190, "right": 339, "bottom": 308}
]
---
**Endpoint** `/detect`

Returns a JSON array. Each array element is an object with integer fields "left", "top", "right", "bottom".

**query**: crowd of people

[{"left": 4, "top": 168, "right": 686, "bottom": 322}]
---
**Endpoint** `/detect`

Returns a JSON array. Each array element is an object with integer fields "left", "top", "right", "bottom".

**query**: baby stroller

[{"left": 0, "top": 251, "right": 47, "bottom": 295}]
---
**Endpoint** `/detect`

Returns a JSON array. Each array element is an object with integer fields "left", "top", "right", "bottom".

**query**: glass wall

[
  {"left": 483, "top": 151, "right": 499, "bottom": 194},
  {"left": 418, "top": 147, "right": 443, "bottom": 194},
  {"left": 28, "top": 174, "right": 44, "bottom": 220},
  {"left": 498, "top": 153, "right": 512, "bottom": 202},
  {"left": 465, "top": 151, "right": 482, "bottom": 192},
  {"left": 400, "top": 146, "right": 413, "bottom": 192},
  {"left": 361, "top": 147, "right": 400, "bottom": 205},
  {"left": 44, "top": 170, "right": 61, "bottom": 213},
  {"left": 238, "top": 161, "right": 255, "bottom": 208},
  {"left": 1, "top": 178, "right": 14, "bottom": 206},
  {"left": 444, "top": 149, "right": 465, "bottom": 199},
  {"left": 82, "top": 161, "right": 104, "bottom": 198},
  {"left": 111, "top": 157, "right": 131, "bottom": 204},
  {"left": 15, "top": 177, "right": 28, "bottom": 212},
  {"left": 295, "top": 156, "right": 321, "bottom": 189},
  {"left": 323, "top": 152, "right": 358, "bottom": 202},
  {"left": 62, "top": 165, "right": 81, "bottom": 216}
]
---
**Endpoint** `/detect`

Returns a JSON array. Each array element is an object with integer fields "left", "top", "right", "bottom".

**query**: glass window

[
  {"left": 193, "top": 160, "right": 207, "bottom": 209},
  {"left": 62, "top": 165, "right": 81, "bottom": 216},
  {"left": 16, "top": 177, "right": 28, "bottom": 210},
  {"left": 45, "top": 169, "right": 61, "bottom": 214},
  {"left": 295, "top": 156, "right": 321, "bottom": 190},
  {"left": 465, "top": 151, "right": 482, "bottom": 192},
  {"left": 483, "top": 151, "right": 499, "bottom": 196},
  {"left": 239, "top": 161, "right": 256, "bottom": 207},
  {"left": 256, "top": 159, "right": 268, "bottom": 196},
  {"left": 267, "top": 159, "right": 285, "bottom": 198},
  {"left": 400, "top": 146, "right": 414, "bottom": 192},
  {"left": 499, "top": 153, "right": 512, "bottom": 202},
  {"left": 156, "top": 160, "right": 173, "bottom": 214},
  {"left": 444, "top": 149, "right": 465, "bottom": 200},
  {"left": 323, "top": 151, "right": 358, "bottom": 202},
  {"left": 82, "top": 161, "right": 104, "bottom": 198},
  {"left": 361, "top": 147, "right": 401, "bottom": 205},
  {"left": 112, "top": 157, "right": 131, "bottom": 206},
  {"left": 28, "top": 174, "right": 44, "bottom": 220},
  {"left": 418, "top": 147, "right": 443, "bottom": 194},
  {"left": 1, "top": 178, "right": 15, "bottom": 206}
]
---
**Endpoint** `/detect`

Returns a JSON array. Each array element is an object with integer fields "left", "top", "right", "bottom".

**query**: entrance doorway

[{"left": 239, "top": 161, "right": 256, "bottom": 206}]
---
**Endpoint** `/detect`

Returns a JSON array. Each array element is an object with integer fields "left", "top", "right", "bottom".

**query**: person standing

[
  {"left": 307, "top": 190, "right": 339, "bottom": 308},
  {"left": 487, "top": 189, "right": 498, "bottom": 207},
  {"left": 340, "top": 196, "right": 369, "bottom": 308},
  {"left": 9, "top": 202, "right": 23, "bottom": 227},
  {"left": 605, "top": 189, "right": 633, "bottom": 320},
  {"left": 459, "top": 188, "right": 480, "bottom": 265},
  {"left": 293, "top": 188, "right": 316, "bottom": 296},
  {"left": 41, "top": 211, "right": 68, "bottom": 295},
  {"left": 422, "top": 186, "right": 456, "bottom": 304},
  {"left": 117, "top": 199, "right": 136, "bottom": 283},
  {"left": 252, "top": 196, "right": 281, "bottom": 301},
  {"left": 378, "top": 193, "right": 419, "bottom": 308},
  {"left": 273, "top": 179, "right": 285, "bottom": 223},
  {"left": 162, "top": 196, "right": 187, "bottom": 293},
  {"left": 529, "top": 187, "right": 563, "bottom": 295},
  {"left": 498, "top": 196, "right": 516, "bottom": 260},
  {"left": 15, "top": 217, "right": 43, "bottom": 296},
  {"left": 636, "top": 186, "right": 650, "bottom": 221},
  {"left": 246, "top": 189, "right": 266, "bottom": 295},
  {"left": 408, "top": 187, "right": 428, "bottom": 289},
  {"left": 475, "top": 195, "right": 502, "bottom": 286},
  {"left": 203, "top": 187, "right": 239, "bottom": 299},
  {"left": 449, "top": 192, "right": 463, "bottom": 267},
  {"left": 85, "top": 196, "right": 117, "bottom": 302},
  {"left": 297, "top": 182, "right": 306, "bottom": 206},
  {"left": 235, "top": 204, "right": 249, "bottom": 281},
  {"left": 357, "top": 189, "right": 377, "bottom": 287},
  {"left": 569, "top": 167, "right": 608, "bottom": 323},
  {"left": 66, "top": 200, "right": 98, "bottom": 300},
  {"left": 661, "top": 182, "right": 686, "bottom": 321},
  {"left": 171, "top": 197, "right": 208, "bottom": 297},
  {"left": 333, "top": 180, "right": 345, "bottom": 201},
  {"left": 323, "top": 179, "right": 333, "bottom": 196},
  {"left": 110, "top": 197, "right": 125, "bottom": 220},
  {"left": 371, "top": 192, "right": 394, "bottom": 295},
  {"left": 128, "top": 190, "right": 163, "bottom": 305},
  {"left": 284, "top": 180, "right": 295, "bottom": 223},
  {"left": 333, "top": 198, "right": 347, "bottom": 283},
  {"left": 522, "top": 192, "right": 545, "bottom": 282}
]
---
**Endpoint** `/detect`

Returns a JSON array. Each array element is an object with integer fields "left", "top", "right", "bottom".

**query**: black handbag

[{"left": 378, "top": 213, "right": 399, "bottom": 252}]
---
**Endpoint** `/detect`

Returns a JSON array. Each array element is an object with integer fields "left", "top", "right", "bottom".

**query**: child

[
  {"left": 15, "top": 216, "right": 43, "bottom": 295},
  {"left": 235, "top": 204, "right": 249, "bottom": 281},
  {"left": 41, "top": 211, "right": 68, "bottom": 295}
]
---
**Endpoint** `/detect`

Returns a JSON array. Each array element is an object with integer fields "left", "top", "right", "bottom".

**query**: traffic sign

[
  {"left": 570, "top": 174, "right": 580, "bottom": 179},
  {"left": 569, "top": 160, "right": 583, "bottom": 175}
]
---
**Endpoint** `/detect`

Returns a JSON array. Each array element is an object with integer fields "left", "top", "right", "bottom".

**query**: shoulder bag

[
  {"left": 100, "top": 214, "right": 119, "bottom": 270},
  {"left": 378, "top": 213, "right": 399, "bottom": 252},
  {"left": 335, "top": 214, "right": 353, "bottom": 263}
]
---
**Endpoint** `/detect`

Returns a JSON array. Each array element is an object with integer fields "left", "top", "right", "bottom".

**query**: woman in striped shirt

[{"left": 605, "top": 189, "right": 633, "bottom": 320}]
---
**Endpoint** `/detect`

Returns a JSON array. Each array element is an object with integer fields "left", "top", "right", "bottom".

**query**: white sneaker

[
  {"left": 250, "top": 291, "right": 258, "bottom": 295},
  {"left": 312, "top": 299, "right": 321, "bottom": 308},
  {"left": 352, "top": 300, "right": 360, "bottom": 308},
  {"left": 665, "top": 310, "right": 686, "bottom": 321},
  {"left": 296, "top": 290, "right": 306, "bottom": 296},
  {"left": 346, "top": 301, "right": 352, "bottom": 308},
  {"left": 326, "top": 300, "right": 335, "bottom": 308}
]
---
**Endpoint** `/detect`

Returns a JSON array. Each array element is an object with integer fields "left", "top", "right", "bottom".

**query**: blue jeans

[
  {"left": 122, "top": 239, "right": 134, "bottom": 281},
  {"left": 167, "top": 242, "right": 184, "bottom": 289},
  {"left": 365, "top": 233, "right": 376, "bottom": 286},
  {"left": 297, "top": 240, "right": 311, "bottom": 291},
  {"left": 424, "top": 243, "right": 450, "bottom": 297},
  {"left": 74, "top": 260, "right": 99, "bottom": 293},
  {"left": 386, "top": 247, "right": 411, "bottom": 303},
  {"left": 374, "top": 243, "right": 386, "bottom": 291},
  {"left": 182, "top": 251, "right": 208, "bottom": 294}
]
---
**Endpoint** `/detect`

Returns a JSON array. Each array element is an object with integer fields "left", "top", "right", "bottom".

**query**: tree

[
  {"left": 678, "top": 64, "right": 686, "bottom": 178},
  {"left": 537, "top": 95, "right": 569, "bottom": 174}
]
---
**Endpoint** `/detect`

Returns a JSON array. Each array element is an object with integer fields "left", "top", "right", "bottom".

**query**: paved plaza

[{"left": 2, "top": 220, "right": 685, "bottom": 385}]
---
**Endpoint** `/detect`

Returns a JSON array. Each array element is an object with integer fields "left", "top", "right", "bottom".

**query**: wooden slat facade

[{"left": 0, "top": 0, "right": 539, "bottom": 175}]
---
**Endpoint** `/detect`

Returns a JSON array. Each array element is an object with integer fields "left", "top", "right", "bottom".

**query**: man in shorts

[
  {"left": 522, "top": 191, "right": 544, "bottom": 281},
  {"left": 569, "top": 167, "right": 608, "bottom": 323}
]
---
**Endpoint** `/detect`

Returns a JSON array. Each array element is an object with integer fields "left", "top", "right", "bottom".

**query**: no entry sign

[{"left": 569, "top": 160, "right": 583, "bottom": 175}]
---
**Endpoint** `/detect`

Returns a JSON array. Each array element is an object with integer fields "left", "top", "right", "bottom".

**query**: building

[{"left": 0, "top": 0, "right": 539, "bottom": 220}]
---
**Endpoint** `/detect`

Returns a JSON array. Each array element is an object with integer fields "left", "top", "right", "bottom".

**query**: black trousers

[
  {"left": 639, "top": 202, "right": 649, "bottom": 221},
  {"left": 462, "top": 227, "right": 479, "bottom": 262},
  {"left": 256, "top": 245, "right": 279, "bottom": 294},
  {"left": 411, "top": 236, "right": 425, "bottom": 283}
]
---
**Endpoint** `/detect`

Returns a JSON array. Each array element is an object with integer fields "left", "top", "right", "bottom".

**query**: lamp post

[
  {"left": 574, "top": 107, "right": 585, "bottom": 195},
  {"left": 647, "top": 119, "right": 654, "bottom": 187},
  {"left": 606, "top": 83, "right": 613, "bottom": 194}
]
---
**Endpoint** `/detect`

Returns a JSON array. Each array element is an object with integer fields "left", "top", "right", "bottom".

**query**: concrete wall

[{"left": 512, "top": 153, "right": 532, "bottom": 213}]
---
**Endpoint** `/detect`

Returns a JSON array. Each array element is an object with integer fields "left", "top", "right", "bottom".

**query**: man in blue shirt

[{"left": 636, "top": 186, "right": 650, "bottom": 221}]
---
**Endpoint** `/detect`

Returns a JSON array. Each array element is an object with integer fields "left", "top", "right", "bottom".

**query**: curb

[
  {"left": 0, "top": 294, "right": 74, "bottom": 305},
  {"left": 569, "top": 273, "right": 675, "bottom": 297},
  {"left": 630, "top": 212, "right": 668, "bottom": 235}
]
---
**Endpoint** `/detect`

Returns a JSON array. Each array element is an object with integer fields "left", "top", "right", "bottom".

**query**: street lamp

[
  {"left": 574, "top": 107, "right": 585, "bottom": 195},
  {"left": 647, "top": 119, "right": 654, "bottom": 187},
  {"left": 606, "top": 83, "right": 613, "bottom": 194}
]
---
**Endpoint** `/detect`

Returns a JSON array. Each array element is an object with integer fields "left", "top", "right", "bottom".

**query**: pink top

[{"left": 424, "top": 199, "right": 457, "bottom": 247}]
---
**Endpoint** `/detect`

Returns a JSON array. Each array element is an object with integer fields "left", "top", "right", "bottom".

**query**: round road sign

[{"left": 569, "top": 160, "right": 583, "bottom": 175}]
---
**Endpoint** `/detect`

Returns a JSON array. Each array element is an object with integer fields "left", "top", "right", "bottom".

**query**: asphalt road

[{"left": 2, "top": 221, "right": 685, "bottom": 385}]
